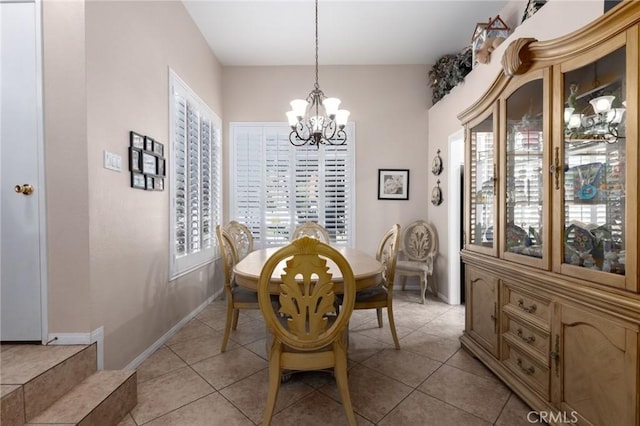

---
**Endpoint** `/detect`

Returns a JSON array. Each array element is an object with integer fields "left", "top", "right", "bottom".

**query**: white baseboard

[
  {"left": 124, "top": 292, "right": 218, "bottom": 371},
  {"left": 47, "top": 326, "right": 104, "bottom": 370},
  {"left": 436, "top": 291, "right": 449, "bottom": 304},
  {"left": 92, "top": 327, "right": 104, "bottom": 370}
]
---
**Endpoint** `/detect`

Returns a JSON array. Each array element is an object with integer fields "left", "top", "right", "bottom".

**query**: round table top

[{"left": 233, "top": 246, "right": 384, "bottom": 293}]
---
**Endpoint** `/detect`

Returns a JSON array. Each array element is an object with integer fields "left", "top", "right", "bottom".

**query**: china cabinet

[{"left": 458, "top": 3, "right": 640, "bottom": 425}]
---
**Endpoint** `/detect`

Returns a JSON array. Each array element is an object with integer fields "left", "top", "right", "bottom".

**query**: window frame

[
  {"left": 229, "top": 122, "right": 356, "bottom": 248},
  {"left": 168, "top": 69, "right": 222, "bottom": 280}
]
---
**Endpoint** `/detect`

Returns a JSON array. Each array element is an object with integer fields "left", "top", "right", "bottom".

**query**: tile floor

[{"left": 119, "top": 289, "right": 538, "bottom": 426}]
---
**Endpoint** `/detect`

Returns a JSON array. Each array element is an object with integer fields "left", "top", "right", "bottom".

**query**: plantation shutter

[
  {"left": 324, "top": 143, "right": 351, "bottom": 244},
  {"left": 230, "top": 123, "right": 355, "bottom": 248},
  {"left": 233, "top": 126, "right": 263, "bottom": 245},
  {"left": 169, "top": 70, "right": 222, "bottom": 279},
  {"left": 263, "top": 127, "right": 292, "bottom": 246}
]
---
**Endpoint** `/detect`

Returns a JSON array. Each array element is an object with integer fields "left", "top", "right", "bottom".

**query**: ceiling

[{"left": 183, "top": 1, "right": 509, "bottom": 66}]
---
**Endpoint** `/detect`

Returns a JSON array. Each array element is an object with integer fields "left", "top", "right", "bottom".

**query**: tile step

[
  {"left": 26, "top": 370, "right": 137, "bottom": 425},
  {"left": 1, "top": 343, "right": 99, "bottom": 423},
  {"left": 1, "top": 344, "right": 91, "bottom": 385}
]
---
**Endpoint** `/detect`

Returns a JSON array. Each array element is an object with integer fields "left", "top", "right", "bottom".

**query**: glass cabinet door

[
  {"left": 558, "top": 45, "right": 627, "bottom": 287},
  {"left": 504, "top": 78, "right": 545, "bottom": 265},
  {"left": 467, "top": 110, "right": 498, "bottom": 256}
]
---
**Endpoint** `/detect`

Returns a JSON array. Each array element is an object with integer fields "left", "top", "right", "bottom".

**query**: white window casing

[
  {"left": 230, "top": 122, "right": 355, "bottom": 248},
  {"left": 169, "top": 69, "right": 222, "bottom": 279}
]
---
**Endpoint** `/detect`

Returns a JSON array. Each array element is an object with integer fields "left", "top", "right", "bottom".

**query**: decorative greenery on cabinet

[{"left": 429, "top": 47, "right": 472, "bottom": 104}]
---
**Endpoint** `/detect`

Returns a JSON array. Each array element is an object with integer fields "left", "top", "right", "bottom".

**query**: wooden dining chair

[
  {"left": 223, "top": 220, "right": 254, "bottom": 260},
  {"left": 353, "top": 224, "right": 401, "bottom": 349},
  {"left": 396, "top": 220, "right": 438, "bottom": 304},
  {"left": 258, "top": 236, "right": 357, "bottom": 426},
  {"left": 216, "top": 225, "right": 259, "bottom": 353},
  {"left": 290, "top": 221, "right": 330, "bottom": 243}
]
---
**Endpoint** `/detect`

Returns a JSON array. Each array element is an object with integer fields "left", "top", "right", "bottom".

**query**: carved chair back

[
  {"left": 400, "top": 220, "right": 438, "bottom": 271},
  {"left": 216, "top": 225, "right": 238, "bottom": 292},
  {"left": 224, "top": 220, "right": 254, "bottom": 260},
  {"left": 290, "top": 222, "right": 331, "bottom": 244},
  {"left": 377, "top": 224, "right": 401, "bottom": 290}
]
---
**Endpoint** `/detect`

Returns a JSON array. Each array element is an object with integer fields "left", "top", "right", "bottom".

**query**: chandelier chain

[{"left": 314, "top": 0, "right": 319, "bottom": 90}]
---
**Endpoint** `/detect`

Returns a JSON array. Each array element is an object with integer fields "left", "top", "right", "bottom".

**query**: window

[
  {"left": 169, "top": 70, "right": 222, "bottom": 279},
  {"left": 230, "top": 123, "right": 355, "bottom": 248}
]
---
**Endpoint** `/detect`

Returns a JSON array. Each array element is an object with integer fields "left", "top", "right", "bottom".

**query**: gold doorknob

[{"left": 14, "top": 184, "right": 34, "bottom": 195}]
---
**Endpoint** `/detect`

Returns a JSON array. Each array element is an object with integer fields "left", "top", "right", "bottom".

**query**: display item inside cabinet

[
  {"left": 470, "top": 115, "right": 495, "bottom": 248},
  {"left": 562, "top": 47, "right": 626, "bottom": 276},
  {"left": 506, "top": 79, "right": 544, "bottom": 259},
  {"left": 563, "top": 48, "right": 626, "bottom": 144}
]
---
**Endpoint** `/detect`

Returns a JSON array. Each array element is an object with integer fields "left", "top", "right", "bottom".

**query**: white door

[{"left": 1, "top": 0, "right": 46, "bottom": 341}]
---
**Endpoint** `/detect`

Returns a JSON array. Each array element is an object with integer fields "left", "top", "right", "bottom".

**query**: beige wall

[
  {"left": 43, "top": 0, "right": 223, "bottom": 368},
  {"left": 43, "top": 0, "right": 92, "bottom": 334},
  {"left": 223, "top": 65, "right": 430, "bottom": 255},
  {"left": 426, "top": 0, "right": 605, "bottom": 303}
]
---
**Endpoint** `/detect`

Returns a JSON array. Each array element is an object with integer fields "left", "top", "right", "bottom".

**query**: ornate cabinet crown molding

[{"left": 501, "top": 37, "right": 537, "bottom": 76}]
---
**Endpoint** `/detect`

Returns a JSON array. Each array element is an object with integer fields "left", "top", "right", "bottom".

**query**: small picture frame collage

[{"left": 129, "top": 131, "right": 166, "bottom": 191}]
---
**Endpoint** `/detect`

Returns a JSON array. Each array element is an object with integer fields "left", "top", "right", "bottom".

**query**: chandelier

[{"left": 286, "top": 0, "right": 350, "bottom": 148}]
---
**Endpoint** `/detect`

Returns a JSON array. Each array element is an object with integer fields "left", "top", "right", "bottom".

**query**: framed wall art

[
  {"left": 129, "top": 147, "right": 142, "bottom": 173},
  {"left": 130, "top": 131, "right": 144, "bottom": 149},
  {"left": 153, "top": 141, "right": 164, "bottom": 156},
  {"left": 378, "top": 169, "right": 410, "bottom": 200},
  {"left": 129, "top": 131, "right": 166, "bottom": 190},
  {"left": 131, "top": 172, "right": 146, "bottom": 189},
  {"left": 142, "top": 152, "right": 157, "bottom": 175},
  {"left": 157, "top": 158, "right": 166, "bottom": 177},
  {"left": 155, "top": 178, "right": 164, "bottom": 191},
  {"left": 144, "top": 136, "right": 155, "bottom": 151}
]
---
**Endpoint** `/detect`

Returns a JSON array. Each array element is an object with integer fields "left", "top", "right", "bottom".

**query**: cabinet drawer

[
  {"left": 502, "top": 340, "right": 549, "bottom": 399},
  {"left": 503, "top": 314, "right": 549, "bottom": 362},
  {"left": 504, "top": 285, "right": 551, "bottom": 329}
]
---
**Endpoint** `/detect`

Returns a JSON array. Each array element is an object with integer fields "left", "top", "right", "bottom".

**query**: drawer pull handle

[
  {"left": 517, "top": 357, "right": 535, "bottom": 375},
  {"left": 518, "top": 299, "right": 537, "bottom": 314},
  {"left": 517, "top": 328, "right": 536, "bottom": 344}
]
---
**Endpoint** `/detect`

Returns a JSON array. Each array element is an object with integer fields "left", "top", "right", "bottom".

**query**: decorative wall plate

[
  {"left": 431, "top": 179, "right": 443, "bottom": 206},
  {"left": 506, "top": 223, "right": 530, "bottom": 249},
  {"left": 432, "top": 149, "right": 443, "bottom": 176},
  {"left": 565, "top": 224, "right": 595, "bottom": 254}
]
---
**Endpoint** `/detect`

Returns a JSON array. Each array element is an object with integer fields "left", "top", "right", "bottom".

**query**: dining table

[{"left": 233, "top": 246, "right": 384, "bottom": 294}]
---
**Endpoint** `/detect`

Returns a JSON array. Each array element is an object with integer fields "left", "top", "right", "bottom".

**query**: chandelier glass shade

[
  {"left": 286, "top": 0, "right": 350, "bottom": 148},
  {"left": 564, "top": 94, "right": 626, "bottom": 144}
]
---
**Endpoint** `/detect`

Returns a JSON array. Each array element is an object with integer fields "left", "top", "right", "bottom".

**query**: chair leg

[
  {"left": 386, "top": 304, "right": 401, "bottom": 349},
  {"left": 420, "top": 275, "right": 427, "bottom": 304},
  {"left": 401, "top": 275, "right": 407, "bottom": 291},
  {"left": 376, "top": 308, "right": 383, "bottom": 328},
  {"left": 429, "top": 276, "right": 438, "bottom": 296},
  {"left": 221, "top": 303, "right": 234, "bottom": 353},
  {"left": 263, "top": 345, "right": 282, "bottom": 426},
  {"left": 232, "top": 308, "right": 240, "bottom": 330},
  {"left": 334, "top": 344, "right": 357, "bottom": 426}
]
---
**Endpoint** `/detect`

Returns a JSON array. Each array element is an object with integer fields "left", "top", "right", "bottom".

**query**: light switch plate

[{"left": 104, "top": 150, "right": 122, "bottom": 172}]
